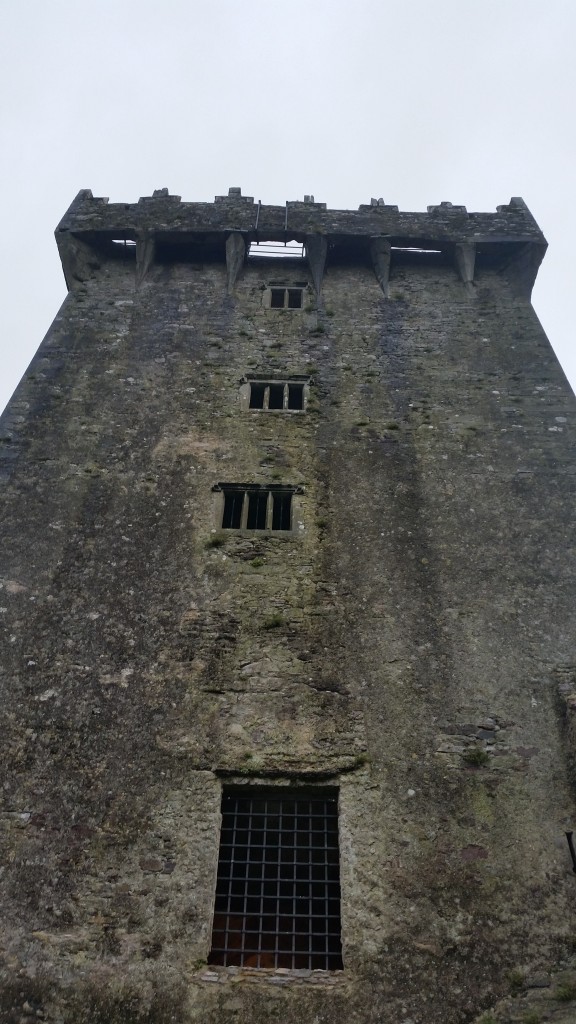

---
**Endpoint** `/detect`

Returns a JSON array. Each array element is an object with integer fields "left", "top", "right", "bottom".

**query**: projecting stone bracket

[
  {"left": 503, "top": 241, "right": 547, "bottom": 299},
  {"left": 226, "top": 232, "right": 246, "bottom": 294},
  {"left": 57, "top": 233, "right": 101, "bottom": 290},
  {"left": 136, "top": 232, "right": 155, "bottom": 288},
  {"left": 455, "top": 242, "right": 476, "bottom": 290},
  {"left": 305, "top": 234, "right": 328, "bottom": 299},
  {"left": 370, "top": 237, "right": 392, "bottom": 297}
]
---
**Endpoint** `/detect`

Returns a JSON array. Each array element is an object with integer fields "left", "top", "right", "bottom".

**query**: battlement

[{"left": 55, "top": 187, "right": 547, "bottom": 297}]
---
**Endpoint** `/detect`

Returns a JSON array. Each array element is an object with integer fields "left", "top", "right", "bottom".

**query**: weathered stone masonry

[{"left": 2, "top": 187, "right": 576, "bottom": 1022}]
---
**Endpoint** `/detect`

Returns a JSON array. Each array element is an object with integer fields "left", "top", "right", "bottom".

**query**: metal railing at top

[{"left": 248, "top": 240, "right": 306, "bottom": 259}]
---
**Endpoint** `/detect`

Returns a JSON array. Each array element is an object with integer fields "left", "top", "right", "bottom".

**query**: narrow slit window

[
  {"left": 209, "top": 789, "right": 343, "bottom": 971},
  {"left": 222, "top": 491, "right": 243, "bottom": 529},
  {"left": 272, "top": 491, "right": 292, "bottom": 531},
  {"left": 246, "top": 490, "right": 268, "bottom": 530},
  {"left": 268, "top": 384, "right": 285, "bottom": 410},
  {"left": 249, "top": 383, "right": 266, "bottom": 409},
  {"left": 287, "top": 384, "right": 304, "bottom": 410}
]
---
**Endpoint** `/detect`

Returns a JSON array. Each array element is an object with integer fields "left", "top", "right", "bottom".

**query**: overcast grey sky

[{"left": 1, "top": 0, "right": 574, "bottom": 415}]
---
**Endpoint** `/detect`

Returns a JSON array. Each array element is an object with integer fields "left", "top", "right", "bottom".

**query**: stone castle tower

[{"left": 2, "top": 187, "right": 576, "bottom": 1024}]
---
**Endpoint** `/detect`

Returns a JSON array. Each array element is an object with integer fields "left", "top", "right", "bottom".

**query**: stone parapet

[{"left": 56, "top": 187, "right": 546, "bottom": 248}]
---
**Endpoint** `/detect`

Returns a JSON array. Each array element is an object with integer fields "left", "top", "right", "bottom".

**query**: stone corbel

[
  {"left": 455, "top": 242, "right": 476, "bottom": 290},
  {"left": 56, "top": 234, "right": 100, "bottom": 290},
  {"left": 305, "top": 234, "right": 328, "bottom": 300},
  {"left": 370, "top": 237, "right": 392, "bottom": 297},
  {"left": 502, "top": 242, "right": 547, "bottom": 300},
  {"left": 136, "top": 232, "right": 155, "bottom": 288},
  {"left": 226, "top": 232, "right": 246, "bottom": 294}
]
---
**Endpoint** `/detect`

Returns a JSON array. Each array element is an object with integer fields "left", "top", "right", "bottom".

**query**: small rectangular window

[
  {"left": 246, "top": 379, "right": 308, "bottom": 413},
  {"left": 217, "top": 486, "right": 297, "bottom": 532},
  {"left": 209, "top": 789, "right": 343, "bottom": 971},
  {"left": 268, "top": 287, "right": 304, "bottom": 310},
  {"left": 287, "top": 288, "right": 303, "bottom": 309}
]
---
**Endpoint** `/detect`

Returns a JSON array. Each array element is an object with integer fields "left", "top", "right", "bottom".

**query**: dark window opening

[
  {"left": 209, "top": 789, "right": 343, "bottom": 971},
  {"left": 249, "top": 383, "right": 266, "bottom": 409},
  {"left": 247, "top": 379, "right": 307, "bottom": 412},
  {"left": 269, "top": 287, "right": 304, "bottom": 310},
  {"left": 288, "top": 288, "right": 303, "bottom": 309},
  {"left": 268, "top": 384, "right": 285, "bottom": 410},
  {"left": 222, "top": 491, "right": 243, "bottom": 529},
  {"left": 247, "top": 491, "right": 268, "bottom": 530},
  {"left": 287, "top": 384, "right": 304, "bottom": 410},
  {"left": 272, "top": 492, "right": 292, "bottom": 531},
  {"left": 219, "top": 486, "right": 296, "bottom": 532}
]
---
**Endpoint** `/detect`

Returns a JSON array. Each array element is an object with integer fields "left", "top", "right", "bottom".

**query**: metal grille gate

[{"left": 208, "top": 789, "right": 343, "bottom": 970}]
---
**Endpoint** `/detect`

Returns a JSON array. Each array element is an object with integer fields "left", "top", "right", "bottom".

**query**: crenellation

[
  {"left": 287, "top": 199, "right": 328, "bottom": 210},
  {"left": 215, "top": 186, "right": 255, "bottom": 203},
  {"left": 143, "top": 187, "right": 182, "bottom": 201},
  {"left": 427, "top": 200, "right": 468, "bottom": 214},
  {"left": 56, "top": 189, "right": 546, "bottom": 244}
]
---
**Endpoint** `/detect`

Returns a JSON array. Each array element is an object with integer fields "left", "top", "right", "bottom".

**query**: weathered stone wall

[{"left": 1, "top": 192, "right": 576, "bottom": 1024}]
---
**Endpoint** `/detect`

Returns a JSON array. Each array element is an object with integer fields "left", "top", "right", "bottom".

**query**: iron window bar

[{"left": 209, "top": 789, "right": 343, "bottom": 971}]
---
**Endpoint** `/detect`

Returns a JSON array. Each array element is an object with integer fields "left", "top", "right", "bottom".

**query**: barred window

[
  {"left": 248, "top": 380, "right": 305, "bottom": 412},
  {"left": 209, "top": 789, "right": 343, "bottom": 970},
  {"left": 216, "top": 485, "right": 297, "bottom": 532}
]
